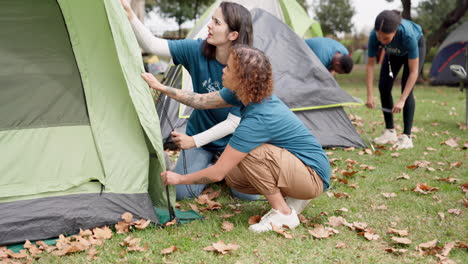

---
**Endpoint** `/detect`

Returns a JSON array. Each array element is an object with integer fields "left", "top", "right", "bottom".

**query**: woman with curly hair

[{"left": 141, "top": 45, "right": 330, "bottom": 233}]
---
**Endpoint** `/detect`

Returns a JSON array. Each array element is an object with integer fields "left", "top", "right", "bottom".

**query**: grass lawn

[{"left": 34, "top": 64, "right": 467, "bottom": 264}]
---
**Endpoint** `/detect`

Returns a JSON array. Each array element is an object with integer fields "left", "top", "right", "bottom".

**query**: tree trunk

[
  {"left": 401, "top": 0, "right": 411, "bottom": 20},
  {"left": 420, "top": 0, "right": 468, "bottom": 80}
]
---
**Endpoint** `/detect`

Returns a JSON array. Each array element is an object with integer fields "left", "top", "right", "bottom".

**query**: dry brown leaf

[
  {"left": 396, "top": 173, "right": 410, "bottom": 180},
  {"left": 372, "top": 204, "right": 388, "bottom": 210},
  {"left": 195, "top": 194, "right": 210, "bottom": 205},
  {"left": 207, "top": 190, "right": 222, "bottom": 200},
  {"left": 382, "top": 192, "right": 397, "bottom": 198},
  {"left": 24, "top": 240, "right": 42, "bottom": 256},
  {"left": 160, "top": 245, "right": 178, "bottom": 255},
  {"left": 248, "top": 215, "right": 262, "bottom": 225},
  {"left": 447, "top": 209, "right": 462, "bottom": 215},
  {"left": 441, "top": 138, "right": 459, "bottom": 148},
  {"left": 271, "top": 224, "right": 293, "bottom": 239},
  {"left": 205, "top": 200, "right": 222, "bottom": 210},
  {"left": 391, "top": 237, "right": 411, "bottom": 245},
  {"left": 121, "top": 212, "right": 133, "bottom": 223},
  {"left": 391, "top": 152, "right": 401, "bottom": 157},
  {"left": 93, "top": 226, "right": 113, "bottom": 240},
  {"left": 134, "top": 219, "right": 151, "bottom": 230},
  {"left": 87, "top": 247, "right": 99, "bottom": 261},
  {"left": 449, "top": 161, "right": 462, "bottom": 168},
  {"left": 79, "top": 229, "right": 93, "bottom": 237},
  {"left": 335, "top": 208, "right": 349, "bottom": 213},
  {"left": 343, "top": 147, "right": 355, "bottom": 151},
  {"left": 384, "top": 248, "right": 407, "bottom": 254},
  {"left": 120, "top": 236, "right": 148, "bottom": 252},
  {"left": 308, "top": 225, "right": 338, "bottom": 239},
  {"left": 351, "top": 222, "right": 368, "bottom": 231},
  {"left": 203, "top": 241, "right": 240, "bottom": 254},
  {"left": 362, "top": 231, "right": 380, "bottom": 241},
  {"left": 418, "top": 239, "right": 439, "bottom": 249},
  {"left": 335, "top": 242, "right": 347, "bottom": 248},
  {"left": 342, "top": 171, "right": 359, "bottom": 177},
  {"left": 438, "top": 212, "right": 445, "bottom": 221},
  {"left": 222, "top": 221, "right": 234, "bottom": 232},
  {"left": 220, "top": 214, "right": 235, "bottom": 219},
  {"left": 115, "top": 221, "right": 131, "bottom": 234},
  {"left": 437, "top": 177, "right": 459, "bottom": 183},
  {"left": 441, "top": 242, "right": 455, "bottom": 257},
  {"left": 333, "top": 192, "right": 351, "bottom": 199},
  {"left": 426, "top": 147, "right": 437, "bottom": 151},
  {"left": 7, "top": 249, "right": 28, "bottom": 259},
  {"left": 412, "top": 183, "right": 439, "bottom": 194},
  {"left": 326, "top": 216, "right": 348, "bottom": 227},
  {"left": 359, "top": 164, "right": 376, "bottom": 171},
  {"left": 387, "top": 228, "right": 409, "bottom": 236},
  {"left": 165, "top": 219, "right": 177, "bottom": 227},
  {"left": 189, "top": 203, "right": 199, "bottom": 213}
]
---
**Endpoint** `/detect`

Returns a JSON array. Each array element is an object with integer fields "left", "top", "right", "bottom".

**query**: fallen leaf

[
  {"left": 203, "top": 241, "right": 240, "bottom": 254},
  {"left": 391, "top": 153, "right": 401, "bottom": 157},
  {"left": 335, "top": 242, "right": 347, "bottom": 248},
  {"left": 391, "top": 237, "right": 412, "bottom": 245},
  {"left": 308, "top": 225, "right": 338, "bottom": 239},
  {"left": 160, "top": 245, "right": 178, "bottom": 255},
  {"left": 425, "top": 147, "right": 437, "bottom": 151},
  {"left": 438, "top": 212, "right": 445, "bottom": 221},
  {"left": 437, "top": 177, "right": 459, "bottom": 184},
  {"left": 326, "top": 216, "right": 348, "bottom": 227},
  {"left": 384, "top": 248, "right": 407, "bottom": 254},
  {"left": 333, "top": 192, "right": 351, "bottom": 199},
  {"left": 195, "top": 194, "right": 210, "bottom": 205},
  {"left": 335, "top": 208, "right": 349, "bottom": 213},
  {"left": 222, "top": 221, "right": 234, "bottom": 232},
  {"left": 418, "top": 239, "right": 439, "bottom": 249},
  {"left": 447, "top": 209, "right": 462, "bottom": 215},
  {"left": 24, "top": 240, "right": 42, "bottom": 256},
  {"left": 87, "top": 247, "right": 99, "bottom": 261},
  {"left": 441, "top": 242, "right": 455, "bottom": 257},
  {"left": 441, "top": 138, "right": 459, "bottom": 148},
  {"left": 93, "top": 226, "right": 113, "bottom": 240},
  {"left": 412, "top": 183, "right": 439, "bottom": 194},
  {"left": 271, "top": 224, "right": 293, "bottom": 239},
  {"left": 381, "top": 192, "right": 397, "bottom": 198},
  {"left": 362, "top": 230, "right": 380, "bottom": 241},
  {"left": 343, "top": 147, "right": 355, "bottom": 151},
  {"left": 165, "top": 219, "right": 177, "bottom": 227},
  {"left": 387, "top": 228, "right": 409, "bottom": 236},
  {"left": 248, "top": 215, "right": 262, "bottom": 225},
  {"left": 189, "top": 203, "right": 199, "bottom": 213},
  {"left": 134, "top": 219, "right": 151, "bottom": 230},
  {"left": 396, "top": 173, "right": 410, "bottom": 180},
  {"left": 220, "top": 214, "right": 235, "bottom": 219},
  {"left": 121, "top": 212, "right": 133, "bottom": 223},
  {"left": 115, "top": 221, "right": 131, "bottom": 234}
]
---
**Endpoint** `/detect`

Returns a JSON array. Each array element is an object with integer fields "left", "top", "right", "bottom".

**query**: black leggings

[{"left": 379, "top": 36, "right": 426, "bottom": 135}]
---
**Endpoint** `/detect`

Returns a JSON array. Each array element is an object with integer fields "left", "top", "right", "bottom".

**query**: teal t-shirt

[
  {"left": 305, "top": 37, "right": 349, "bottom": 69},
  {"left": 368, "top": 19, "right": 423, "bottom": 59},
  {"left": 219, "top": 88, "right": 330, "bottom": 190},
  {"left": 168, "top": 39, "right": 240, "bottom": 152}
]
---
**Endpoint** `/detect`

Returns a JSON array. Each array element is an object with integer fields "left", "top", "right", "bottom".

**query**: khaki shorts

[{"left": 225, "top": 144, "right": 323, "bottom": 200}]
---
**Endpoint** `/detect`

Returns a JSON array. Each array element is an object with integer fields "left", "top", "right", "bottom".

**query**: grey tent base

[
  {"left": 295, "top": 107, "right": 366, "bottom": 148},
  {"left": 0, "top": 192, "right": 158, "bottom": 246}
]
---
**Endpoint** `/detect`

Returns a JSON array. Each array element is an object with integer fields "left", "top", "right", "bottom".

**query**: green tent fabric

[{"left": 0, "top": 0, "right": 172, "bottom": 246}]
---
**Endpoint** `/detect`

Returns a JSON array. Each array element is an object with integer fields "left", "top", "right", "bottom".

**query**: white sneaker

[
  {"left": 374, "top": 129, "right": 397, "bottom": 144},
  {"left": 392, "top": 134, "right": 413, "bottom": 150},
  {"left": 248, "top": 208, "right": 300, "bottom": 233},
  {"left": 285, "top": 197, "right": 311, "bottom": 214}
]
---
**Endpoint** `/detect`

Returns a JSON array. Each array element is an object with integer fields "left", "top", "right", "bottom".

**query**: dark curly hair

[{"left": 230, "top": 45, "right": 273, "bottom": 105}]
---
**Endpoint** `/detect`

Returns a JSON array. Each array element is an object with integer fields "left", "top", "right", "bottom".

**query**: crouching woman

[{"left": 141, "top": 45, "right": 330, "bottom": 232}]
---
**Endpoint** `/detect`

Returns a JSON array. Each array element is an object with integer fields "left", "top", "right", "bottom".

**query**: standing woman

[
  {"left": 365, "top": 10, "right": 425, "bottom": 149},
  {"left": 121, "top": 0, "right": 258, "bottom": 200},
  {"left": 141, "top": 45, "right": 330, "bottom": 232}
]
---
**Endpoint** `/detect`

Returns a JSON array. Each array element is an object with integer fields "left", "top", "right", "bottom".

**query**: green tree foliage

[
  {"left": 313, "top": 0, "right": 356, "bottom": 37},
  {"left": 146, "top": 0, "right": 214, "bottom": 38}
]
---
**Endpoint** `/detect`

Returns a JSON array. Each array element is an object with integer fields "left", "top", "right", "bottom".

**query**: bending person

[
  {"left": 121, "top": 0, "right": 258, "bottom": 200},
  {"left": 305, "top": 37, "right": 354, "bottom": 75},
  {"left": 365, "top": 10, "right": 425, "bottom": 149},
  {"left": 141, "top": 45, "right": 330, "bottom": 233}
]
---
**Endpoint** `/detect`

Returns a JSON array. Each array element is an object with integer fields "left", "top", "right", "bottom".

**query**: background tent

[
  {"left": 430, "top": 22, "right": 468, "bottom": 86},
  {"left": 157, "top": 2, "right": 365, "bottom": 148},
  {"left": 0, "top": 0, "right": 169, "bottom": 245}
]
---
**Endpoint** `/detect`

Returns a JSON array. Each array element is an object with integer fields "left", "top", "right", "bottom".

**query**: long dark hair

[
  {"left": 374, "top": 10, "right": 402, "bottom": 33},
  {"left": 201, "top": 2, "right": 253, "bottom": 60}
]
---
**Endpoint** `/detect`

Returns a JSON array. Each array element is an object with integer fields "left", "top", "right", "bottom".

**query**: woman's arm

[
  {"left": 161, "top": 145, "right": 248, "bottom": 185},
  {"left": 141, "top": 73, "right": 232, "bottom": 109},
  {"left": 365, "top": 57, "right": 376, "bottom": 108},
  {"left": 172, "top": 113, "right": 240, "bottom": 149},
  {"left": 392, "top": 58, "right": 418, "bottom": 113},
  {"left": 121, "top": 0, "right": 171, "bottom": 59}
]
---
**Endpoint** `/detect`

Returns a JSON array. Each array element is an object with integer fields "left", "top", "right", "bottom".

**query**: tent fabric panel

[
  {"left": 0, "top": 126, "right": 104, "bottom": 199},
  {"left": 438, "top": 22, "right": 468, "bottom": 52},
  {"left": 251, "top": 8, "right": 359, "bottom": 108},
  {"left": 57, "top": 0, "right": 150, "bottom": 193},
  {"left": 430, "top": 43, "right": 467, "bottom": 85},
  {"left": 0, "top": 0, "right": 88, "bottom": 131},
  {"left": 103, "top": 0, "right": 167, "bottom": 205},
  {"left": 295, "top": 107, "right": 366, "bottom": 148},
  {"left": 0, "top": 192, "right": 158, "bottom": 246},
  {"left": 279, "top": 0, "right": 323, "bottom": 38}
]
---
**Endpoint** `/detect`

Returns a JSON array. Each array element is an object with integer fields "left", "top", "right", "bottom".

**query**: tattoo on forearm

[
  {"left": 193, "top": 177, "right": 213, "bottom": 184},
  {"left": 162, "top": 86, "right": 228, "bottom": 109}
]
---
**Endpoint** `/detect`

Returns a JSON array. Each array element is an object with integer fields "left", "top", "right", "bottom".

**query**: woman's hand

[
  {"left": 141, "top": 73, "right": 164, "bottom": 92},
  {"left": 366, "top": 96, "right": 376, "bottom": 109},
  {"left": 171, "top": 131, "right": 196, "bottom": 150},
  {"left": 161, "top": 171, "right": 182, "bottom": 186},
  {"left": 392, "top": 100, "right": 405, "bottom": 113},
  {"left": 120, "top": 0, "right": 135, "bottom": 20}
]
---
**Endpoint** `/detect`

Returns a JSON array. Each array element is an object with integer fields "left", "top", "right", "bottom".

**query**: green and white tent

[{"left": 0, "top": 0, "right": 170, "bottom": 245}]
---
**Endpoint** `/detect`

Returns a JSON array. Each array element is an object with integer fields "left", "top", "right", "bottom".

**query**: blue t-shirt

[
  {"left": 368, "top": 19, "right": 423, "bottom": 59},
  {"left": 305, "top": 37, "right": 349, "bottom": 69},
  {"left": 168, "top": 39, "right": 241, "bottom": 152},
  {"left": 219, "top": 88, "right": 330, "bottom": 190}
]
